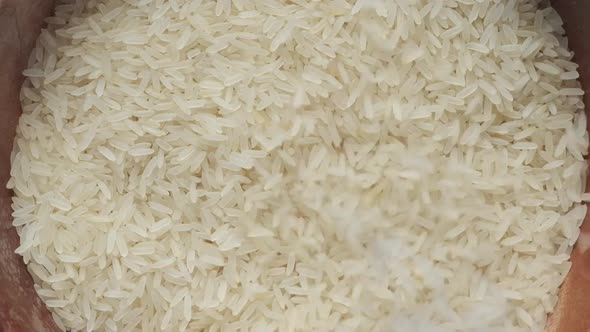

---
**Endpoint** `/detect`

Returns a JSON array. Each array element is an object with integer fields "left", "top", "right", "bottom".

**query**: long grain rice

[{"left": 10, "top": 0, "right": 588, "bottom": 331}]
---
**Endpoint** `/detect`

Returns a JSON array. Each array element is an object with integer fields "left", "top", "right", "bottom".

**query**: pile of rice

[{"left": 9, "top": 0, "right": 589, "bottom": 331}]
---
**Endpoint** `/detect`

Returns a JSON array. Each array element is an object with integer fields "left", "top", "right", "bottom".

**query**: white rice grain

[{"left": 11, "top": 1, "right": 588, "bottom": 332}]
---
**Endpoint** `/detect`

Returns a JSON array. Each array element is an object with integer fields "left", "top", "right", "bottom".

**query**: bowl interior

[{"left": 0, "top": 1, "right": 588, "bottom": 331}]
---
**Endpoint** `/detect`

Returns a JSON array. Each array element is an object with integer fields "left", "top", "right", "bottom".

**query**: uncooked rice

[{"left": 9, "top": 0, "right": 589, "bottom": 331}]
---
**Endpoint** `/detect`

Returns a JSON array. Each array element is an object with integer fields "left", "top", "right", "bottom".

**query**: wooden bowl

[{"left": 0, "top": 1, "right": 588, "bottom": 331}]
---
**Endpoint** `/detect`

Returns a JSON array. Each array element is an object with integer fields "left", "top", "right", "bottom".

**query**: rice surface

[{"left": 9, "top": 0, "right": 588, "bottom": 331}]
